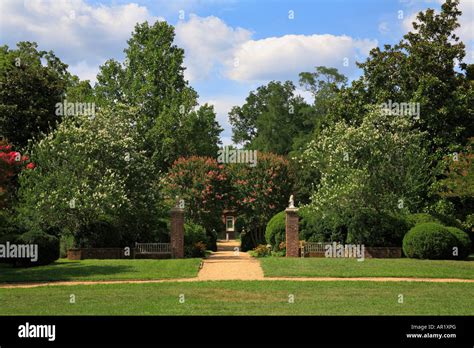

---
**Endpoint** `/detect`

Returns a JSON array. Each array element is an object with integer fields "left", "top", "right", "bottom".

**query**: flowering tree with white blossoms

[
  {"left": 16, "top": 104, "right": 160, "bottom": 245},
  {"left": 302, "top": 107, "right": 433, "bottom": 245}
]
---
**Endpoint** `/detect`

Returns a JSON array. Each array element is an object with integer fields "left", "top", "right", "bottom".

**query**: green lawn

[
  {"left": 259, "top": 257, "right": 474, "bottom": 279},
  {"left": 0, "top": 280, "right": 472, "bottom": 315},
  {"left": 0, "top": 258, "right": 201, "bottom": 283}
]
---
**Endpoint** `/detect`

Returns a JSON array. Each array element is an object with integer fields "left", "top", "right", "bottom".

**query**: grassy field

[
  {"left": 0, "top": 280, "right": 472, "bottom": 315},
  {"left": 259, "top": 258, "right": 474, "bottom": 279},
  {"left": 0, "top": 259, "right": 201, "bottom": 283}
]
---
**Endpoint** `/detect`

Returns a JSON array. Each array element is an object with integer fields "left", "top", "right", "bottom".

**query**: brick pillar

[
  {"left": 285, "top": 208, "right": 299, "bottom": 257},
  {"left": 170, "top": 207, "right": 185, "bottom": 258}
]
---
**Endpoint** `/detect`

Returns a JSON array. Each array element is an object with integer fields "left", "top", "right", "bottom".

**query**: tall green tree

[
  {"left": 299, "top": 66, "right": 347, "bottom": 126},
  {"left": 229, "top": 80, "right": 311, "bottom": 155},
  {"left": 355, "top": 0, "right": 473, "bottom": 151},
  {"left": 65, "top": 76, "right": 95, "bottom": 104},
  {"left": 16, "top": 105, "right": 162, "bottom": 245},
  {"left": 184, "top": 104, "right": 223, "bottom": 157},
  {"left": 303, "top": 108, "right": 433, "bottom": 246},
  {"left": 95, "top": 21, "right": 222, "bottom": 170},
  {"left": 0, "top": 42, "right": 70, "bottom": 148}
]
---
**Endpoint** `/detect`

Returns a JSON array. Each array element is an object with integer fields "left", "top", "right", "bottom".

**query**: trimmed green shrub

[
  {"left": 446, "top": 226, "right": 471, "bottom": 259},
  {"left": 402, "top": 223, "right": 458, "bottom": 260},
  {"left": 16, "top": 231, "right": 60, "bottom": 266},
  {"left": 265, "top": 211, "right": 286, "bottom": 249},
  {"left": 184, "top": 222, "right": 208, "bottom": 258}
]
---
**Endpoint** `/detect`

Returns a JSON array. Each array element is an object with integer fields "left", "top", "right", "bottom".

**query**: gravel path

[
  {"left": 197, "top": 240, "right": 265, "bottom": 280},
  {"left": 1, "top": 276, "right": 473, "bottom": 289}
]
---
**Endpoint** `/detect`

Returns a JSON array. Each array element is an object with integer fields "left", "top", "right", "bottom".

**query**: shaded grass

[
  {"left": 259, "top": 258, "right": 474, "bottom": 279},
  {"left": 0, "top": 280, "right": 472, "bottom": 315},
  {"left": 0, "top": 259, "right": 201, "bottom": 283}
]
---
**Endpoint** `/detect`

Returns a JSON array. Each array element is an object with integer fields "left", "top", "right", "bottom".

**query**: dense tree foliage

[
  {"left": 95, "top": 21, "right": 222, "bottom": 171},
  {"left": 348, "top": 0, "right": 473, "bottom": 152},
  {"left": 0, "top": 42, "right": 70, "bottom": 148},
  {"left": 16, "top": 105, "right": 162, "bottom": 246},
  {"left": 229, "top": 81, "right": 313, "bottom": 155}
]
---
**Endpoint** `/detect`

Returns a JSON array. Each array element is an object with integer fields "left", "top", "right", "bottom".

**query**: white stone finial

[
  {"left": 175, "top": 195, "right": 180, "bottom": 208},
  {"left": 289, "top": 195, "right": 295, "bottom": 208}
]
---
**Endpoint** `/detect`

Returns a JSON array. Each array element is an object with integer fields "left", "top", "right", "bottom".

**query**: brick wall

[
  {"left": 302, "top": 247, "right": 402, "bottom": 258},
  {"left": 67, "top": 248, "right": 132, "bottom": 260},
  {"left": 364, "top": 247, "right": 402, "bottom": 258}
]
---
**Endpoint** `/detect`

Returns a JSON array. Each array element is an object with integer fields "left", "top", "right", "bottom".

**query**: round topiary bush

[
  {"left": 446, "top": 226, "right": 472, "bottom": 260},
  {"left": 17, "top": 231, "right": 60, "bottom": 266},
  {"left": 265, "top": 211, "right": 286, "bottom": 249},
  {"left": 402, "top": 223, "right": 458, "bottom": 260}
]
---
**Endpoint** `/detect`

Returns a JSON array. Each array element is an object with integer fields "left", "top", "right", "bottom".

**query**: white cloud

[
  {"left": 175, "top": 14, "right": 377, "bottom": 82},
  {"left": 226, "top": 34, "right": 377, "bottom": 82},
  {"left": 0, "top": 0, "right": 160, "bottom": 79},
  {"left": 175, "top": 14, "right": 252, "bottom": 81}
]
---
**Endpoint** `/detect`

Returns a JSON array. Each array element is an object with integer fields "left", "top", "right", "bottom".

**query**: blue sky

[{"left": 1, "top": 0, "right": 472, "bottom": 144}]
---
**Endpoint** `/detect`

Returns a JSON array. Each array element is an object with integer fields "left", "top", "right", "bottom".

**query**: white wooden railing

[
  {"left": 135, "top": 243, "right": 171, "bottom": 254},
  {"left": 301, "top": 242, "right": 330, "bottom": 257}
]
